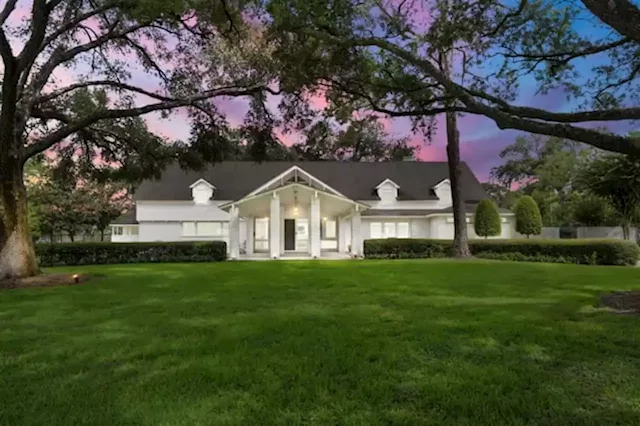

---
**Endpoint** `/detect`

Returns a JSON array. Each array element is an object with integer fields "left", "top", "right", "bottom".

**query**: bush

[
  {"left": 363, "top": 238, "right": 640, "bottom": 266},
  {"left": 36, "top": 241, "right": 227, "bottom": 267},
  {"left": 514, "top": 196, "right": 542, "bottom": 237},
  {"left": 364, "top": 238, "right": 452, "bottom": 259},
  {"left": 474, "top": 199, "right": 501, "bottom": 238}
]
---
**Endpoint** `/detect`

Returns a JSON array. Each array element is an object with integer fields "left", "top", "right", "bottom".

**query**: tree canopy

[{"left": 264, "top": 0, "right": 640, "bottom": 155}]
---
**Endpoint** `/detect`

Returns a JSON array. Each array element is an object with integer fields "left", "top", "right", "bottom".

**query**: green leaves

[
  {"left": 577, "top": 151, "right": 640, "bottom": 233},
  {"left": 474, "top": 199, "right": 501, "bottom": 238},
  {"left": 514, "top": 196, "right": 542, "bottom": 237}
]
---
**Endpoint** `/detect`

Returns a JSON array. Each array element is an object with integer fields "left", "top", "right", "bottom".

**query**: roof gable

[
  {"left": 134, "top": 161, "right": 487, "bottom": 202},
  {"left": 189, "top": 178, "right": 216, "bottom": 189},
  {"left": 375, "top": 178, "right": 401, "bottom": 189}
]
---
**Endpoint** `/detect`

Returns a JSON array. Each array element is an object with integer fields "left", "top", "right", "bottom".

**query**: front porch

[{"left": 221, "top": 177, "right": 367, "bottom": 260}]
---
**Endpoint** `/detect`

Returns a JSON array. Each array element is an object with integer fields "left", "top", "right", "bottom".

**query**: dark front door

[{"left": 284, "top": 219, "right": 296, "bottom": 251}]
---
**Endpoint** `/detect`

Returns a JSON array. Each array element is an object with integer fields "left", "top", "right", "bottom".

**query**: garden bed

[
  {"left": 600, "top": 291, "right": 640, "bottom": 314},
  {"left": 0, "top": 273, "right": 98, "bottom": 290}
]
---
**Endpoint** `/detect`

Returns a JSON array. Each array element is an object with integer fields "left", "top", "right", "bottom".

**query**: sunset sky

[{"left": 6, "top": 0, "right": 638, "bottom": 182}]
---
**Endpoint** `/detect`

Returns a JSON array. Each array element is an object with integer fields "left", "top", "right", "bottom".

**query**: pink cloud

[
  {"left": 306, "top": 88, "right": 329, "bottom": 110},
  {"left": 274, "top": 128, "right": 300, "bottom": 146}
]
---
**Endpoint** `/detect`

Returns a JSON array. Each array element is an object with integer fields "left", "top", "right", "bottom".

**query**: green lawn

[{"left": 1, "top": 260, "right": 640, "bottom": 425}]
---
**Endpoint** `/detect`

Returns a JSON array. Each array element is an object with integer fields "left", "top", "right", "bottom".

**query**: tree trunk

[
  {"left": 445, "top": 110, "right": 472, "bottom": 258},
  {"left": 100, "top": 228, "right": 105, "bottom": 242},
  {"left": 68, "top": 232, "right": 75, "bottom": 243},
  {"left": 622, "top": 219, "right": 630, "bottom": 240},
  {"left": 0, "top": 163, "right": 40, "bottom": 279},
  {"left": 0, "top": 64, "right": 40, "bottom": 279}
]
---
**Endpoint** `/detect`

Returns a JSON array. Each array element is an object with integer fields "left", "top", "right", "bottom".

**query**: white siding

[
  {"left": 433, "top": 181, "right": 453, "bottom": 208},
  {"left": 377, "top": 182, "right": 398, "bottom": 204},
  {"left": 138, "top": 220, "right": 247, "bottom": 252},
  {"left": 139, "top": 222, "right": 183, "bottom": 242},
  {"left": 411, "top": 219, "right": 430, "bottom": 238},
  {"left": 429, "top": 216, "right": 449, "bottom": 239},
  {"left": 429, "top": 214, "right": 516, "bottom": 240},
  {"left": 136, "top": 201, "right": 232, "bottom": 222}
]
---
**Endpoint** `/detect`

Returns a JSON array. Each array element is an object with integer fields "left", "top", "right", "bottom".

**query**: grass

[{"left": 1, "top": 259, "right": 640, "bottom": 425}]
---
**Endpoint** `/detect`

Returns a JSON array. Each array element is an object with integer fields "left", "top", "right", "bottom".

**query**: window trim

[
  {"left": 369, "top": 221, "right": 410, "bottom": 239},
  {"left": 182, "top": 221, "right": 229, "bottom": 238},
  {"left": 321, "top": 218, "right": 337, "bottom": 240}
]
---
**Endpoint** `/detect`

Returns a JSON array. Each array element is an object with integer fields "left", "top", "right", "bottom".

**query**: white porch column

[
  {"left": 351, "top": 210, "right": 362, "bottom": 257},
  {"left": 310, "top": 193, "right": 321, "bottom": 258},
  {"left": 270, "top": 194, "right": 280, "bottom": 258},
  {"left": 229, "top": 205, "right": 240, "bottom": 259},
  {"left": 338, "top": 217, "right": 348, "bottom": 253},
  {"left": 246, "top": 216, "right": 254, "bottom": 255}
]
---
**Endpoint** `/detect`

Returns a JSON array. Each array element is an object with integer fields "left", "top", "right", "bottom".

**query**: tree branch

[
  {"left": 0, "top": 0, "right": 17, "bottom": 25},
  {"left": 0, "top": 29, "right": 15, "bottom": 67},
  {"left": 25, "top": 85, "right": 271, "bottom": 158},
  {"left": 40, "top": 2, "right": 119, "bottom": 50},
  {"left": 502, "top": 37, "right": 631, "bottom": 64},
  {"left": 300, "top": 28, "right": 640, "bottom": 156},
  {"left": 17, "top": 0, "right": 52, "bottom": 73},
  {"left": 463, "top": 88, "right": 640, "bottom": 122},
  {"left": 581, "top": 0, "right": 640, "bottom": 43},
  {"left": 24, "top": 21, "right": 149, "bottom": 114}
]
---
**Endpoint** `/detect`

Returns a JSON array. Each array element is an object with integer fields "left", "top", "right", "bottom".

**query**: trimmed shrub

[
  {"left": 514, "top": 196, "right": 542, "bottom": 238},
  {"left": 363, "top": 238, "right": 640, "bottom": 266},
  {"left": 36, "top": 241, "right": 227, "bottom": 267},
  {"left": 364, "top": 238, "right": 452, "bottom": 259},
  {"left": 474, "top": 199, "right": 501, "bottom": 238}
]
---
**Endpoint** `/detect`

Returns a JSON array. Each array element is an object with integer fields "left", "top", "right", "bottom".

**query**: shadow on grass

[{"left": 2, "top": 260, "right": 640, "bottom": 425}]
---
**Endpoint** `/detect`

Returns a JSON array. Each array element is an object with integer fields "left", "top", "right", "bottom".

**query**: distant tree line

[{"left": 483, "top": 133, "right": 640, "bottom": 239}]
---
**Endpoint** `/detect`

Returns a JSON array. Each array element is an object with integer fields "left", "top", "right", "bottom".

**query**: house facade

[{"left": 110, "top": 161, "right": 515, "bottom": 258}]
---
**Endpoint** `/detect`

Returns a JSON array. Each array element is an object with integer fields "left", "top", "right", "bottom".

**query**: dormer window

[
  {"left": 189, "top": 178, "right": 216, "bottom": 205},
  {"left": 375, "top": 178, "right": 400, "bottom": 204},
  {"left": 433, "top": 179, "right": 452, "bottom": 207}
]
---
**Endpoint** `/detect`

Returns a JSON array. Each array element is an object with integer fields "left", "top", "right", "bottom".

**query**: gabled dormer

[
  {"left": 433, "top": 179, "right": 452, "bottom": 207},
  {"left": 189, "top": 178, "right": 216, "bottom": 205},
  {"left": 375, "top": 178, "right": 400, "bottom": 204}
]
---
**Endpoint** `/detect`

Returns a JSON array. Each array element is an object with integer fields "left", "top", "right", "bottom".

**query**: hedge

[
  {"left": 363, "top": 238, "right": 640, "bottom": 266},
  {"left": 36, "top": 241, "right": 227, "bottom": 267}
]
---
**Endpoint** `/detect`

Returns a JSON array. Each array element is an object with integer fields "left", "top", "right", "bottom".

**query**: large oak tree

[{"left": 0, "top": 0, "right": 275, "bottom": 278}]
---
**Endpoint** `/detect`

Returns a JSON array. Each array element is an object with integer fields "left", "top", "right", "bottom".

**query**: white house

[{"left": 110, "top": 161, "right": 515, "bottom": 258}]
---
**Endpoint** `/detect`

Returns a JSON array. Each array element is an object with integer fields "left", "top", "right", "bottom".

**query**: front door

[{"left": 284, "top": 219, "right": 296, "bottom": 251}]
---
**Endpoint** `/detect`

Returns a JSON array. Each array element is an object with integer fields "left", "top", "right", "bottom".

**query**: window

[
  {"left": 182, "top": 221, "right": 228, "bottom": 237},
  {"left": 182, "top": 222, "right": 197, "bottom": 237},
  {"left": 384, "top": 223, "right": 396, "bottom": 238},
  {"left": 254, "top": 218, "right": 269, "bottom": 251},
  {"left": 113, "top": 226, "right": 123, "bottom": 236},
  {"left": 198, "top": 222, "right": 221, "bottom": 237},
  {"left": 397, "top": 222, "right": 410, "bottom": 238},
  {"left": 370, "top": 222, "right": 382, "bottom": 239},
  {"left": 369, "top": 222, "right": 410, "bottom": 239},
  {"left": 322, "top": 219, "right": 337, "bottom": 239}
]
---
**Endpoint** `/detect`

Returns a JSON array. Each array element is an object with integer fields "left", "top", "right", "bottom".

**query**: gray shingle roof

[
  {"left": 362, "top": 204, "right": 513, "bottom": 216},
  {"left": 134, "top": 161, "right": 488, "bottom": 202}
]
